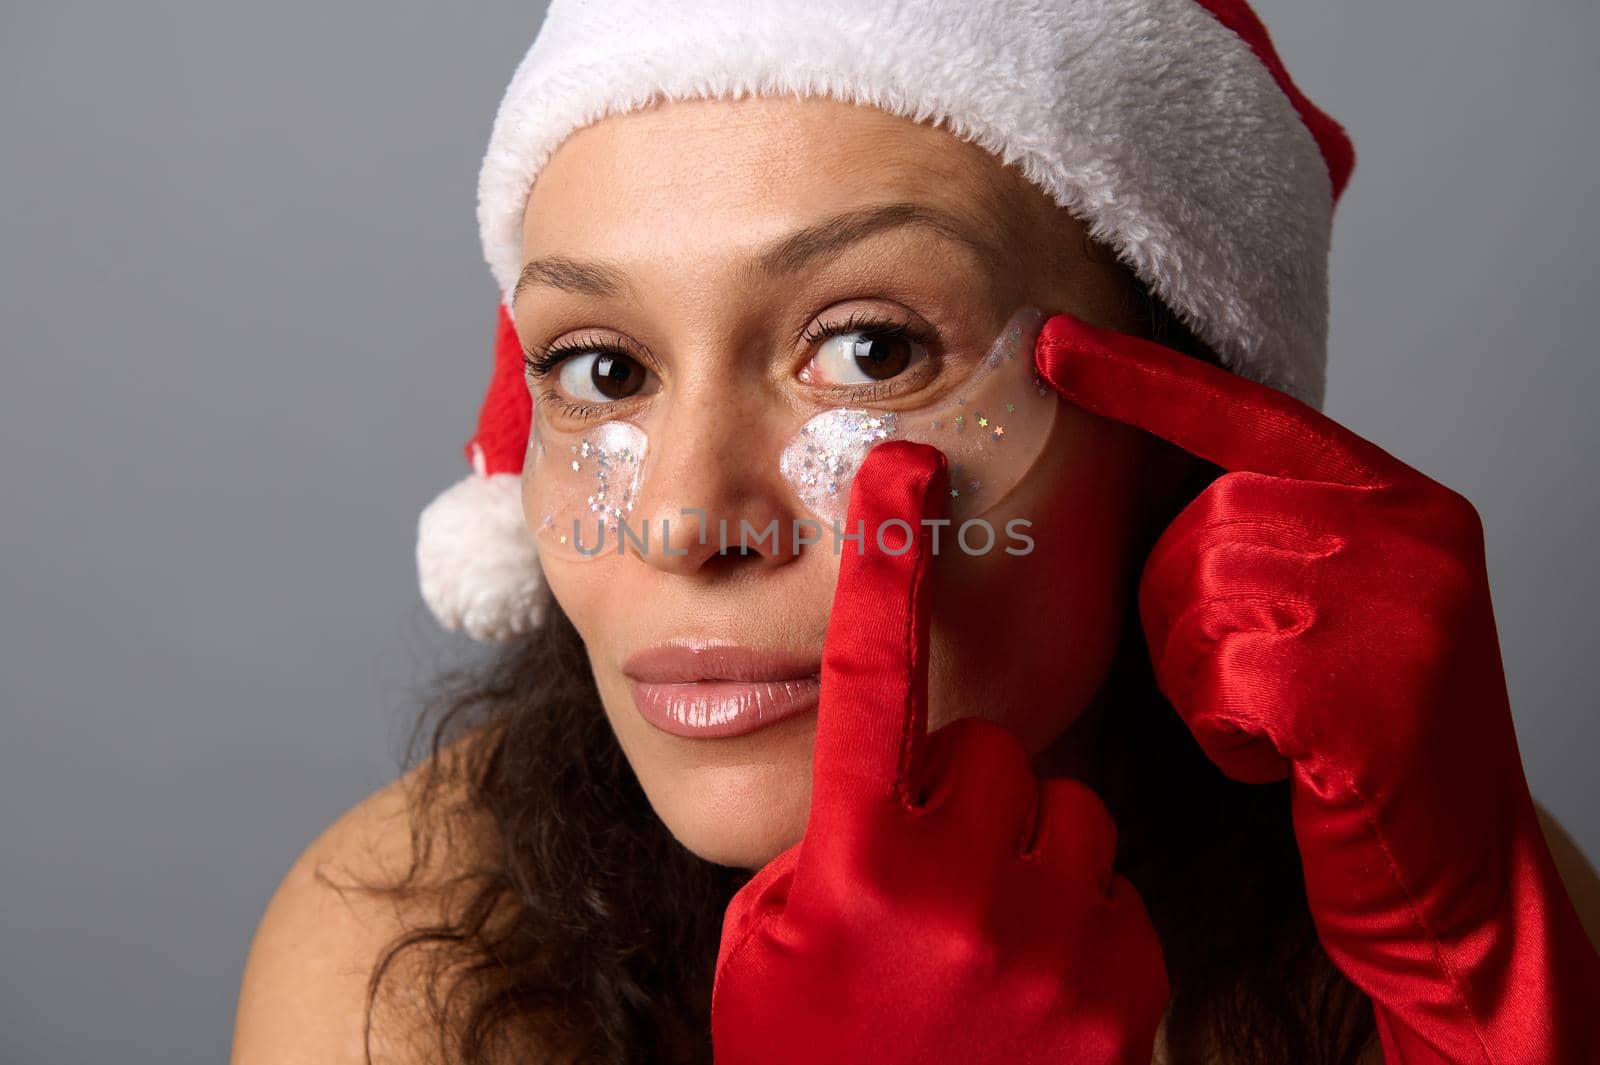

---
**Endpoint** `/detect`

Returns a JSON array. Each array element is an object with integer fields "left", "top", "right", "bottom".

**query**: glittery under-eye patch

[
  {"left": 779, "top": 410, "right": 899, "bottom": 519},
  {"left": 777, "top": 305, "right": 1054, "bottom": 527},
  {"left": 528, "top": 420, "right": 647, "bottom": 556},
  {"left": 523, "top": 305, "right": 1056, "bottom": 561}
]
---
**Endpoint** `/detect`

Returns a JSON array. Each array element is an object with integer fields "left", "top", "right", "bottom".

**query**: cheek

[
  {"left": 519, "top": 469, "right": 820, "bottom": 869},
  {"left": 517, "top": 414, "right": 1150, "bottom": 868},
  {"left": 925, "top": 407, "right": 1147, "bottom": 752},
  {"left": 522, "top": 470, "right": 610, "bottom": 636}
]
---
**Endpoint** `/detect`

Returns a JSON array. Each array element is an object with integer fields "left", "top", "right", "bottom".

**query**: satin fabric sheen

[
  {"left": 1037, "top": 313, "right": 1600, "bottom": 1064},
  {"left": 710, "top": 313, "right": 1600, "bottom": 1062},
  {"left": 711, "top": 440, "right": 1170, "bottom": 1064}
]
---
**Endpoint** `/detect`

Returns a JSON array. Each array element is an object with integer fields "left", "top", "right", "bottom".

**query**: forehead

[{"left": 520, "top": 95, "right": 1039, "bottom": 257}]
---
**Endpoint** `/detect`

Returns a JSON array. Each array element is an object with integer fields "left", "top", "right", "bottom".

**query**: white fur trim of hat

[{"left": 419, "top": 0, "right": 1357, "bottom": 643}]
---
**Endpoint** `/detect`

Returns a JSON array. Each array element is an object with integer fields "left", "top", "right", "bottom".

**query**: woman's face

[{"left": 514, "top": 95, "right": 1173, "bottom": 869}]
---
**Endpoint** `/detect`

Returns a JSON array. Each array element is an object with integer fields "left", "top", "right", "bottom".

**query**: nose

[{"left": 627, "top": 389, "right": 804, "bottom": 577}]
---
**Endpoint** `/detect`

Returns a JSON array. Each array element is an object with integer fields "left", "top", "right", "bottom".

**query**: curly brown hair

[{"left": 355, "top": 276, "right": 1379, "bottom": 1064}]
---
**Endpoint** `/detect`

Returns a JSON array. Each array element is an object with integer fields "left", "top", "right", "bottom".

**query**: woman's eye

[
  {"left": 804, "top": 329, "right": 927, "bottom": 386},
  {"left": 557, "top": 350, "right": 650, "bottom": 402}
]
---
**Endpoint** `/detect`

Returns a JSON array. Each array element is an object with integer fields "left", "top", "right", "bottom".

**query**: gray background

[{"left": 2, "top": 1, "right": 1595, "bottom": 1061}]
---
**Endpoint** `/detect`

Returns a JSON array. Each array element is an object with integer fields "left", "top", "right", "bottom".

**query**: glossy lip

[{"left": 623, "top": 643, "right": 822, "bottom": 739}]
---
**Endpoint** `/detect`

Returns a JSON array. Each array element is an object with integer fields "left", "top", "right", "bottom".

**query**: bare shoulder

[
  {"left": 1535, "top": 799, "right": 1600, "bottom": 951},
  {"left": 231, "top": 727, "right": 501, "bottom": 1065}
]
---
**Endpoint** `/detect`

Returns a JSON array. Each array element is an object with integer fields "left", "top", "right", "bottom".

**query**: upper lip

[{"left": 622, "top": 642, "right": 821, "bottom": 684}]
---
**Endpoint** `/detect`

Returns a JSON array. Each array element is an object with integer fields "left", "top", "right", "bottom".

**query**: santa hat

[{"left": 418, "top": 0, "right": 1356, "bottom": 643}]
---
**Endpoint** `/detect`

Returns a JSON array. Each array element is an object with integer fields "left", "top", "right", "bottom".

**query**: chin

[{"left": 643, "top": 740, "right": 817, "bottom": 870}]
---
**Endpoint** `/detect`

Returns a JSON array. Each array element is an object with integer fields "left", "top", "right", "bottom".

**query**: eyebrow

[{"left": 512, "top": 201, "right": 1008, "bottom": 305}]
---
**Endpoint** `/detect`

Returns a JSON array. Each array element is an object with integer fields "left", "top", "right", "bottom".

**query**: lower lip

[{"left": 629, "top": 676, "right": 821, "bottom": 738}]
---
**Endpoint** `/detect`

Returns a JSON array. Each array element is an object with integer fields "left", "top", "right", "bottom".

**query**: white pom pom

[{"left": 416, "top": 472, "right": 545, "bottom": 643}]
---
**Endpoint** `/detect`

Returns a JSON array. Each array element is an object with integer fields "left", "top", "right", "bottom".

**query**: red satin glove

[
  {"left": 710, "top": 440, "right": 1169, "bottom": 1064},
  {"left": 1037, "top": 313, "right": 1600, "bottom": 1064}
]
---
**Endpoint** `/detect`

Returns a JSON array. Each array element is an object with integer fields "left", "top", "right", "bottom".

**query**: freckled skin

[{"left": 513, "top": 95, "right": 1187, "bottom": 869}]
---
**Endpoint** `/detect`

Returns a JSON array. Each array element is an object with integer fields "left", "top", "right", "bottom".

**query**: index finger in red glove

[
  {"left": 807, "top": 439, "right": 947, "bottom": 812},
  {"left": 804, "top": 440, "right": 1040, "bottom": 854},
  {"left": 712, "top": 437, "right": 1172, "bottom": 1065},
  {"left": 1035, "top": 314, "right": 1600, "bottom": 1063},
  {"left": 1034, "top": 312, "right": 1404, "bottom": 488}
]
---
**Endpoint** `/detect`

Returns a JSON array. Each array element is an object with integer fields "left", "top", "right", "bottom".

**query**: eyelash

[
  {"left": 522, "top": 329, "right": 630, "bottom": 379},
  {"left": 521, "top": 312, "right": 938, "bottom": 418},
  {"left": 521, "top": 332, "right": 635, "bottom": 421},
  {"left": 798, "top": 310, "right": 936, "bottom": 351}
]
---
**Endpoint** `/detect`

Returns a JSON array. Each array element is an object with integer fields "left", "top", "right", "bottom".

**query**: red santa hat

[{"left": 418, "top": 0, "right": 1356, "bottom": 643}]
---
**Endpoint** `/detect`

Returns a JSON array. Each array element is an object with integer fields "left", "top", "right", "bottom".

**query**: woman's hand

[
  {"left": 1035, "top": 313, "right": 1600, "bottom": 1064},
  {"left": 710, "top": 441, "right": 1169, "bottom": 1065}
]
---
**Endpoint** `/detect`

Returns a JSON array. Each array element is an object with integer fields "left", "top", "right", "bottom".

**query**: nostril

[{"left": 718, "top": 543, "right": 758, "bottom": 560}]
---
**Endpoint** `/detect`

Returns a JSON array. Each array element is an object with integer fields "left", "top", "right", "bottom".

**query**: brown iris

[
  {"left": 591, "top": 352, "right": 644, "bottom": 399},
  {"left": 849, "top": 334, "right": 913, "bottom": 381}
]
